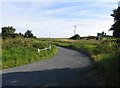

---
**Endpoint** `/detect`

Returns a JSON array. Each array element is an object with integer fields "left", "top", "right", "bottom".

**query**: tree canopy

[
  {"left": 2, "top": 26, "right": 16, "bottom": 38},
  {"left": 1, "top": 26, "right": 36, "bottom": 39},
  {"left": 97, "top": 31, "right": 106, "bottom": 37},
  {"left": 24, "top": 30, "right": 33, "bottom": 38},
  {"left": 109, "top": 7, "right": 120, "bottom": 38},
  {"left": 69, "top": 34, "right": 80, "bottom": 40}
]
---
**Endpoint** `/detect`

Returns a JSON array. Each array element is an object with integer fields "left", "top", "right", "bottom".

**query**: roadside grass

[
  {"left": 53, "top": 38, "right": 119, "bottom": 86},
  {"left": 2, "top": 37, "right": 57, "bottom": 69},
  {"left": 95, "top": 54, "right": 119, "bottom": 86}
]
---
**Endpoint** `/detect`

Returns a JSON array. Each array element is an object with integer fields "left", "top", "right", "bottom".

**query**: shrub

[
  {"left": 2, "top": 38, "right": 57, "bottom": 69},
  {"left": 32, "top": 42, "right": 49, "bottom": 49},
  {"left": 69, "top": 34, "right": 80, "bottom": 40}
]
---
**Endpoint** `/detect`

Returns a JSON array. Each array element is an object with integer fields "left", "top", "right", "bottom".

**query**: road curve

[{"left": 2, "top": 46, "right": 100, "bottom": 87}]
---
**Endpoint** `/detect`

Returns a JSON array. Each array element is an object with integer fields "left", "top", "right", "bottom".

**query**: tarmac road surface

[{"left": 2, "top": 46, "right": 101, "bottom": 87}]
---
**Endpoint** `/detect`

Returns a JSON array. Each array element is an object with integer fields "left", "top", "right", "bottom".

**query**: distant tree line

[
  {"left": 97, "top": 31, "right": 106, "bottom": 38},
  {"left": 1, "top": 26, "right": 36, "bottom": 39}
]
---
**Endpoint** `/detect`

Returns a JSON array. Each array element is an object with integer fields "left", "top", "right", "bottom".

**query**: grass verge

[
  {"left": 53, "top": 38, "right": 120, "bottom": 86},
  {"left": 2, "top": 37, "right": 57, "bottom": 69}
]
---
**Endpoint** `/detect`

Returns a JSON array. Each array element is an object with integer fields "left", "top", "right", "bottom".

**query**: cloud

[
  {"left": 1, "top": 0, "right": 119, "bottom": 2},
  {"left": 1, "top": 1, "right": 116, "bottom": 37},
  {"left": 2, "top": 15, "right": 113, "bottom": 37}
]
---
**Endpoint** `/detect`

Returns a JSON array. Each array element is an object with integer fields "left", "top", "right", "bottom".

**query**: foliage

[
  {"left": 2, "top": 26, "right": 16, "bottom": 39},
  {"left": 33, "top": 42, "right": 49, "bottom": 49},
  {"left": 2, "top": 38, "right": 57, "bottom": 69},
  {"left": 1, "top": 26, "right": 36, "bottom": 39},
  {"left": 53, "top": 38, "right": 119, "bottom": 86},
  {"left": 110, "top": 7, "right": 120, "bottom": 38},
  {"left": 97, "top": 31, "right": 106, "bottom": 37},
  {"left": 24, "top": 30, "right": 33, "bottom": 38},
  {"left": 69, "top": 34, "right": 80, "bottom": 40}
]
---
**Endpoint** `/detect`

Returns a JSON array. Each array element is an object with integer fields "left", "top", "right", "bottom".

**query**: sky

[{"left": 0, "top": 0, "right": 119, "bottom": 38}]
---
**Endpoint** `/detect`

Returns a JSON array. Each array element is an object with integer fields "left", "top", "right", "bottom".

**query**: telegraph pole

[
  {"left": 74, "top": 25, "right": 76, "bottom": 36},
  {"left": 49, "top": 32, "right": 50, "bottom": 38}
]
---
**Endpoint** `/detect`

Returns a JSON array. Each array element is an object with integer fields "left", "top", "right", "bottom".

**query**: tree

[
  {"left": 24, "top": 30, "right": 33, "bottom": 38},
  {"left": 1, "top": 26, "right": 16, "bottom": 38},
  {"left": 109, "top": 7, "right": 120, "bottom": 38},
  {"left": 69, "top": 34, "right": 80, "bottom": 40},
  {"left": 97, "top": 31, "right": 106, "bottom": 37},
  {"left": 18, "top": 32, "right": 24, "bottom": 37}
]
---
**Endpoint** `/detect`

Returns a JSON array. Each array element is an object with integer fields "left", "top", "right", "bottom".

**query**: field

[
  {"left": 52, "top": 38, "right": 120, "bottom": 86},
  {"left": 1, "top": 37, "right": 120, "bottom": 86},
  {"left": 1, "top": 37, "right": 57, "bottom": 69}
]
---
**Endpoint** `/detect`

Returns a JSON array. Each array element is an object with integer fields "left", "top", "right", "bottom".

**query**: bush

[
  {"left": 52, "top": 38, "right": 119, "bottom": 86},
  {"left": 32, "top": 42, "right": 49, "bottom": 49},
  {"left": 69, "top": 34, "right": 80, "bottom": 40},
  {"left": 2, "top": 38, "right": 57, "bottom": 69}
]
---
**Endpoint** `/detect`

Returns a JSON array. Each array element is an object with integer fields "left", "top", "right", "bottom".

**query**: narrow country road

[{"left": 2, "top": 46, "right": 101, "bottom": 87}]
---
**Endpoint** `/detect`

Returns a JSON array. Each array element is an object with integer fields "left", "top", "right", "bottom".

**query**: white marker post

[{"left": 38, "top": 48, "right": 40, "bottom": 53}]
